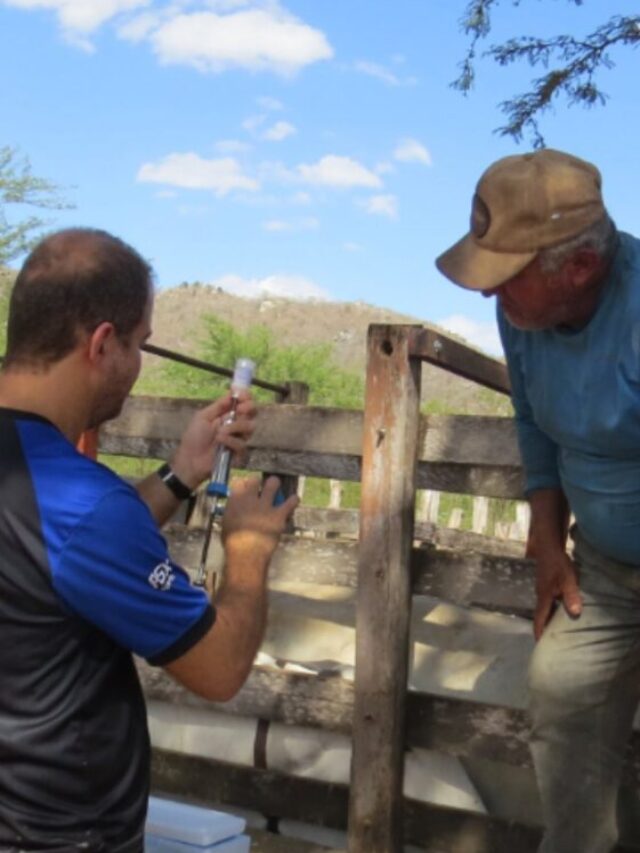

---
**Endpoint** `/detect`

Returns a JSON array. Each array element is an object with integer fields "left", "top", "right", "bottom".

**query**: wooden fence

[{"left": 100, "top": 325, "right": 639, "bottom": 852}]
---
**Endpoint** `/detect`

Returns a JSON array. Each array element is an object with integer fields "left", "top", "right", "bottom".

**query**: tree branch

[{"left": 453, "top": 3, "right": 639, "bottom": 145}]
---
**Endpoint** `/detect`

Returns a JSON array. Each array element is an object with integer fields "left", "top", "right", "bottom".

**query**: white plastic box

[{"left": 145, "top": 796, "right": 250, "bottom": 852}]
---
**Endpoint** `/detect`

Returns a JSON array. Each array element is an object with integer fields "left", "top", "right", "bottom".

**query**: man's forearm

[
  {"left": 527, "top": 488, "right": 570, "bottom": 559},
  {"left": 162, "top": 555, "right": 270, "bottom": 703},
  {"left": 135, "top": 472, "right": 185, "bottom": 527}
]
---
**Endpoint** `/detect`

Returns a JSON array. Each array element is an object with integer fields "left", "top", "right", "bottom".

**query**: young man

[
  {"left": 0, "top": 228, "right": 297, "bottom": 852},
  {"left": 436, "top": 149, "right": 640, "bottom": 853}
]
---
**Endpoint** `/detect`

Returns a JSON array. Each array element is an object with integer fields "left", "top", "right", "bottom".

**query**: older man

[
  {"left": 436, "top": 149, "right": 640, "bottom": 853},
  {"left": 0, "top": 228, "right": 297, "bottom": 852}
]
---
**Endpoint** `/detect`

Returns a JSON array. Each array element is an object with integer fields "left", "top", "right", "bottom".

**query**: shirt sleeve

[
  {"left": 51, "top": 483, "right": 214, "bottom": 665},
  {"left": 497, "top": 306, "right": 562, "bottom": 495}
]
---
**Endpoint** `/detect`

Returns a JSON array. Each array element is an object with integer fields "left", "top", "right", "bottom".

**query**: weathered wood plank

[
  {"left": 99, "top": 397, "right": 525, "bottom": 498},
  {"left": 409, "top": 327, "right": 511, "bottom": 396},
  {"left": 163, "top": 526, "right": 536, "bottom": 615},
  {"left": 139, "top": 662, "right": 533, "bottom": 769},
  {"left": 102, "top": 397, "right": 521, "bottom": 465},
  {"left": 292, "top": 507, "right": 526, "bottom": 558},
  {"left": 348, "top": 325, "right": 421, "bottom": 852},
  {"left": 150, "top": 749, "right": 543, "bottom": 853}
]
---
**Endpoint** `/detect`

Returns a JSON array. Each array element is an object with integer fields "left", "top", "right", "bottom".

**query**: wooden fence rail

[
  {"left": 100, "top": 325, "right": 636, "bottom": 851},
  {"left": 100, "top": 398, "right": 524, "bottom": 499}
]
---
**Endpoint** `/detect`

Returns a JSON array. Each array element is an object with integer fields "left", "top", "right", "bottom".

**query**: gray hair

[{"left": 538, "top": 215, "right": 617, "bottom": 273}]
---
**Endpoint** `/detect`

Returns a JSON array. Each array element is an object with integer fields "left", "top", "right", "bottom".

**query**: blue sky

[{"left": 1, "top": 1, "right": 638, "bottom": 354}]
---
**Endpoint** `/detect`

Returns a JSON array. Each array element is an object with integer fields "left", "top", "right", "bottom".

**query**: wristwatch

[{"left": 156, "top": 463, "right": 193, "bottom": 501}]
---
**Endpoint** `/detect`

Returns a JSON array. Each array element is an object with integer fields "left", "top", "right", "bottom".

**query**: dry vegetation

[
  {"left": 149, "top": 283, "right": 511, "bottom": 416},
  {"left": 0, "top": 270, "right": 510, "bottom": 415}
]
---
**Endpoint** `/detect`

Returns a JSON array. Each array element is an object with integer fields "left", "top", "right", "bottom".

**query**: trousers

[{"left": 529, "top": 529, "right": 640, "bottom": 853}]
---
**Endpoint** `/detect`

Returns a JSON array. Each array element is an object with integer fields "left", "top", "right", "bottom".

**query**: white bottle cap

[{"left": 231, "top": 358, "right": 255, "bottom": 392}]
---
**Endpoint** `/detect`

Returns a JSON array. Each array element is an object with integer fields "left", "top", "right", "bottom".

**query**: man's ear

[
  {"left": 566, "top": 248, "right": 602, "bottom": 290},
  {"left": 86, "top": 322, "right": 117, "bottom": 364}
]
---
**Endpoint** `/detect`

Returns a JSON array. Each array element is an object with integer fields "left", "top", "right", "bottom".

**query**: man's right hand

[
  {"left": 222, "top": 476, "right": 299, "bottom": 578},
  {"left": 534, "top": 548, "right": 582, "bottom": 641}
]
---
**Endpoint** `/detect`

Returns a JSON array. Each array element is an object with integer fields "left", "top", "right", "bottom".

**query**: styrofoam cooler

[{"left": 145, "top": 796, "right": 250, "bottom": 852}]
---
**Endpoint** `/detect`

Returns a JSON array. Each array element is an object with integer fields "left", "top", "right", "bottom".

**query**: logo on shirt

[{"left": 148, "top": 560, "right": 175, "bottom": 591}]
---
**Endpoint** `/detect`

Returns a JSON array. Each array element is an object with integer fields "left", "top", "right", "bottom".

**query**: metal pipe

[{"left": 141, "top": 342, "right": 288, "bottom": 396}]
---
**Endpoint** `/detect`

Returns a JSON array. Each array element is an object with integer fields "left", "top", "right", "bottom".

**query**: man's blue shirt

[
  {"left": 0, "top": 410, "right": 213, "bottom": 848},
  {"left": 498, "top": 231, "right": 640, "bottom": 565}
]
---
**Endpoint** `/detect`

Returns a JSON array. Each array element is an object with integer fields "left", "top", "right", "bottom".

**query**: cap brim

[{"left": 436, "top": 233, "right": 537, "bottom": 291}]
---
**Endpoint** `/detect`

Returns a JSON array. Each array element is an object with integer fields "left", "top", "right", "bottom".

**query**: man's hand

[
  {"left": 171, "top": 391, "right": 257, "bottom": 491},
  {"left": 222, "top": 476, "right": 299, "bottom": 576},
  {"left": 534, "top": 548, "right": 582, "bottom": 641}
]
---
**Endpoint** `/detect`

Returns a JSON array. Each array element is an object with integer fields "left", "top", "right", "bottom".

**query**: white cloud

[
  {"left": 354, "top": 60, "right": 417, "bottom": 87},
  {"left": 263, "top": 120, "right": 296, "bottom": 142},
  {"left": 137, "top": 152, "right": 259, "bottom": 196},
  {"left": 297, "top": 155, "right": 382, "bottom": 189},
  {"left": 262, "top": 216, "right": 318, "bottom": 232},
  {"left": 394, "top": 138, "right": 432, "bottom": 166},
  {"left": 375, "top": 161, "right": 395, "bottom": 176},
  {"left": 215, "top": 139, "right": 251, "bottom": 153},
  {"left": 290, "top": 191, "right": 312, "bottom": 205},
  {"left": 361, "top": 194, "right": 398, "bottom": 219},
  {"left": 255, "top": 160, "right": 297, "bottom": 186},
  {"left": 258, "top": 96, "right": 284, "bottom": 111},
  {"left": 148, "top": 7, "right": 333, "bottom": 75},
  {"left": 117, "top": 9, "right": 157, "bottom": 41},
  {"left": 343, "top": 241, "right": 363, "bottom": 252},
  {"left": 242, "top": 113, "right": 266, "bottom": 133},
  {"left": 5, "top": 0, "right": 149, "bottom": 34},
  {"left": 436, "top": 314, "right": 503, "bottom": 356},
  {"left": 213, "top": 273, "right": 330, "bottom": 300}
]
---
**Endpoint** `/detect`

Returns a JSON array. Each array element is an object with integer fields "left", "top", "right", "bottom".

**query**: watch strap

[{"left": 156, "top": 463, "right": 193, "bottom": 501}]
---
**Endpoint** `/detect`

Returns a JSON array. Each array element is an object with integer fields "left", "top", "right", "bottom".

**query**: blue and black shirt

[{"left": 0, "top": 409, "right": 213, "bottom": 850}]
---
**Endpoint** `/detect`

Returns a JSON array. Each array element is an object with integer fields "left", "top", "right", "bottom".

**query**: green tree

[
  {"left": 0, "top": 146, "right": 71, "bottom": 264},
  {"left": 454, "top": 1, "right": 639, "bottom": 146},
  {"left": 139, "top": 315, "right": 365, "bottom": 409}
]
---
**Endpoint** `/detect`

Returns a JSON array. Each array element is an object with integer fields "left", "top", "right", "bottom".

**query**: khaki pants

[{"left": 529, "top": 529, "right": 640, "bottom": 853}]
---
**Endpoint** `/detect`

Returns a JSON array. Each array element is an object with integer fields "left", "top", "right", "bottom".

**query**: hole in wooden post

[{"left": 381, "top": 339, "right": 393, "bottom": 356}]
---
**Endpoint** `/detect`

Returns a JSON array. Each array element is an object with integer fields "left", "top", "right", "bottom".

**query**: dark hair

[{"left": 5, "top": 228, "right": 154, "bottom": 368}]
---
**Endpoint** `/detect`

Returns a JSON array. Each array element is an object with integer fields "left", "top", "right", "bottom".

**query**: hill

[
  {"left": 0, "top": 269, "right": 510, "bottom": 415},
  {"left": 149, "top": 283, "right": 510, "bottom": 415}
]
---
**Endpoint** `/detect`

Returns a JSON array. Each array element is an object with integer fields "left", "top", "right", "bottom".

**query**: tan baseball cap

[{"left": 436, "top": 149, "right": 605, "bottom": 291}]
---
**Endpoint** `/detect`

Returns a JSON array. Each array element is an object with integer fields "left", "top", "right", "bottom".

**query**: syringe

[{"left": 194, "top": 357, "right": 255, "bottom": 589}]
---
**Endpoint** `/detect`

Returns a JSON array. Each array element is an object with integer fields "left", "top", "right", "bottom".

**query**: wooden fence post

[
  {"left": 348, "top": 325, "right": 421, "bottom": 853},
  {"left": 424, "top": 489, "right": 440, "bottom": 524},
  {"left": 328, "top": 479, "right": 343, "bottom": 509},
  {"left": 514, "top": 501, "right": 531, "bottom": 540},
  {"left": 472, "top": 496, "right": 489, "bottom": 535}
]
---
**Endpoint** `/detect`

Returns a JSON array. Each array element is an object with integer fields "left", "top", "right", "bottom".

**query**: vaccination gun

[{"left": 194, "top": 358, "right": 255, "bottom": 589}]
